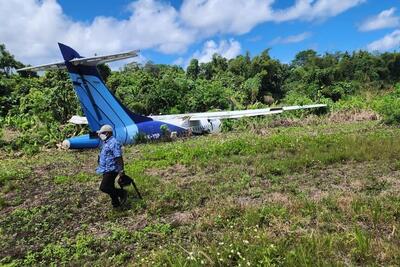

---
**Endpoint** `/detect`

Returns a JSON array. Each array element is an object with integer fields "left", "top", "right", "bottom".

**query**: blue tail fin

[{"left": 58, "top": 43, "right": 151, "bottom": 144}]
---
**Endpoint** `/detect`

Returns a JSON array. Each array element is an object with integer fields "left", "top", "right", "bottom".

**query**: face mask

[{"left": 99, "top": 133, "right": 107, "bottom": 141}]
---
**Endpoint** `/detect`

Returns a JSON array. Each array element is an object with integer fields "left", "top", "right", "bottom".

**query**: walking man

[{"left": 96, "top": 124, "right": 127, "bottom": 208}]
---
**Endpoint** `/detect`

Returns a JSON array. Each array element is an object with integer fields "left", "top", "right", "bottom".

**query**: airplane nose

[{"left": 62, "top": 139, "right": 70, "bottom": 149}]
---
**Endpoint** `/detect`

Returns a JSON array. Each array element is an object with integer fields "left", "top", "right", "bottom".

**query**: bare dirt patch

[
  {"left": 169, "top": 211, "right": 195, "bottom": 226},
  {"left": 288, "top": 161, "right": 399, "bottom": 200},
  {"left": 146, "top": 164, "right": 195, "bottom": 181},
  {"left": 1, "top": 127, "right": 20, "bottom": 142},
  {"left": 328, "top": 110, "right": 379, "bottom": 123}
]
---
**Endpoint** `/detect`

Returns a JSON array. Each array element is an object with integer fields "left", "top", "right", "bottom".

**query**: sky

[{"left": 1, "top": 0, "right": 400, "bottom": 69}]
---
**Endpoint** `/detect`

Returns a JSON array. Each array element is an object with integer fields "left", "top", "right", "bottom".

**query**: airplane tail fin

[
  {"left": 56, "top": 43, "right": 151, "bottom": 144},
  {"left": 17, "top": 43, "right": 153, "bottom": 145}
]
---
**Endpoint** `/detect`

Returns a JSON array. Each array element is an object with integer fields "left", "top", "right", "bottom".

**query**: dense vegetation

[{"left": 1, "top": 43, "right": 400, "bottom": 153}]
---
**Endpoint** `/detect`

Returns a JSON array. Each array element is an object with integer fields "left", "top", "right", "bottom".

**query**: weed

[{"left": 351, "top": 227, "right": 371, "bottom": 263}]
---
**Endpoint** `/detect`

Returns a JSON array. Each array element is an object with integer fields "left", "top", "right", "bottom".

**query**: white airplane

[{"left": 18, "top": 43, "right": 326, "bottom": 149}]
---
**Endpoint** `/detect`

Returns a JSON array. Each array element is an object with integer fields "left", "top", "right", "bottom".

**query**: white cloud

[
  {"left": 180, "top": 0, "right": 365, "bottom": 36},
  {"left": 270, "top": 32, "right": 312, "bottom": 45},
  {"left": 367, "top": 29, "right": 400, "bottom": 51},
  {"left": 359, "top": 8, "right": 400, "bottom": 32},
  {"left": 0, "top": 0, "right": 194, "bottom": 65},
  {"left": 180, "top": 0, "right": 274, "bottom": 35},
  {"left": 192, "top": 39, "right": 242, "bottom": 63},
  {"left": 272, "top": 0, "right": 366, "bottom": 22},
  {"left": 0, "top": 0, "right": 365, "bottom": 66}
]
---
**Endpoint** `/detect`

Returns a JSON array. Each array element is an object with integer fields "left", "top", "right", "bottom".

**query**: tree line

[{"left": 1, "top": 43, "right": 400, "bottom": 152}]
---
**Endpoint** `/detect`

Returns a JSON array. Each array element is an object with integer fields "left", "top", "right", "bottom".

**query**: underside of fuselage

[{"left": 62, "top": 118, "right": 222, "bottom": 149}]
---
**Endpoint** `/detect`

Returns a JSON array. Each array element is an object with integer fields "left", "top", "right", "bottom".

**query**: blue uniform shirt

[{"left": 96, "top": 136, "right": 123, "bottom": 174}]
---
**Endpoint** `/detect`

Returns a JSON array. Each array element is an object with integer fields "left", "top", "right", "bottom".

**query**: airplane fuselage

[{"left": 62, "top": 118, "right": 222, "bottom": 149}]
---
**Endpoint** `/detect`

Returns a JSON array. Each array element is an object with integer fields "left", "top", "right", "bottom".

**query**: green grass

[{"left": 1, "top": 118, "right": 400, "bottom": 266}]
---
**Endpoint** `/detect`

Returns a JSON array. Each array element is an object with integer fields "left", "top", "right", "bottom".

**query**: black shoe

[{"left": 119, "top": 190, "right": 128, "bottom": 205}]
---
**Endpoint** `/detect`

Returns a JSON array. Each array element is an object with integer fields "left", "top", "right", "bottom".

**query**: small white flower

[
  {"left": 243, "top": 240, "right": 249, "bottom": 244},
  {"left": 247, "top": 261, "right": 251, "bottom": 266}
]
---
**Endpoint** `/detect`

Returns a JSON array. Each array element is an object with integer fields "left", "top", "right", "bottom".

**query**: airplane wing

[
  {"left": 149, "top": 104, "right": 327, "bottom": 121},
  {"left": 68, "top": 104, "right": 326, "bottom": 125},
  {"left": 17, "top": 61, "right": 67, "bottom": 72}
]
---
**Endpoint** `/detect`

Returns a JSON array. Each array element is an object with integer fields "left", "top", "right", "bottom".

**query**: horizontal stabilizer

[
  {"left": 69, "top": 50, "right": 139, "bottom": 66},
  {"left": 17, "top": 61, "right": 66, "bottom": 72},
  {"left": 69, "top": 115, "right": 88, "bottom": 125},
  {"left": 17, "top": 50, "right": 139, "bottom": 72}
]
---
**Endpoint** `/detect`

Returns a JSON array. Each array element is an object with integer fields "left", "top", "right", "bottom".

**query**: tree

[
  {"left": 97, "top": 63, "right": 111, "bottom": 82},
  {"left": 0, "top": 44, "right": 24, "bottom": 76},
  {"left": 228, "top": 52, "right": 251, "bottom": 79},
  {"left": 292, "top": 50, "right": 318, "bottom": 68},
  {"left": 385, "top": 52, "right": 400, "bottom": 82},
  {"left": 211, "top": 54, "right": 228, "bottom": 74},
  {"left": 186, "top": 58, "right": 199, "bottom": 80},
  {"left": 243, "top": 75, "right": 262, "bottom": 105},
  {"left": 251, "top": 49, "right": 287, "bottom": 100},
  {"left": 199, "top": 62, "right": 213, "bottom": 80}
]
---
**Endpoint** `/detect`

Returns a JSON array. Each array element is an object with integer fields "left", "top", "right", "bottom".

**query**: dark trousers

[{"left": 100, "top": 172, "right": 125, "bottom": 207}]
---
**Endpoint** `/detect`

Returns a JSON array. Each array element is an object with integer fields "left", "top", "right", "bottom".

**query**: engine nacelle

[
  {"left": 190, "top": 119, "right": 222, "bottom": 134},
  {"left": 62, "top": 134, "right": 100, "bottom": 149},
  {"left": 208, "top": 119, "right": 221, "bottom": 133}
]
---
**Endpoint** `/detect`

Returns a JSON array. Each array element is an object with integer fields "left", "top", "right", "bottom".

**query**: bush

[
  {"left": 282, "top": 90, "right": 315, "bottom": 106},
  {"left": 2, "top": 115, "right": 85, "bottom": 154},
  {"left": 373, "top": 84, "right": 400, "bottom": 124},
  {"left": 320, "top": 81, "right": 356, "bottom": 102}
]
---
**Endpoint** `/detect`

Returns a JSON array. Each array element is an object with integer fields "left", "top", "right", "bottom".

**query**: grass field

[{"left": 1, "top": 114, "right": 400, "bottom": 266}]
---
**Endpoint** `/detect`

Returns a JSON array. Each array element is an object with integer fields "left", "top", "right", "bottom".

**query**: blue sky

[{"left": 1, "top": 0, "right": 400, "bottom": 68}]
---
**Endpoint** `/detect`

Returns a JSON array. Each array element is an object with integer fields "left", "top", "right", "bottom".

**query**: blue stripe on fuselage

[{"left": 136, "top": 120, "right": 187, "bottom": 140}]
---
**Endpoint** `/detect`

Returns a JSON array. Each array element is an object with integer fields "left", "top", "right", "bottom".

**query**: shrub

[
  {"left": 320, "top": 81, "right": 355, "bottom": 102},
  {"left": 373, "top": 84, "right": 400, "bottom": 124}
]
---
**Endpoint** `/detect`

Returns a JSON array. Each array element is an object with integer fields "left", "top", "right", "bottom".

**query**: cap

[{"left": 97, "top": 124, "right": 113, "bottom": 133}]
